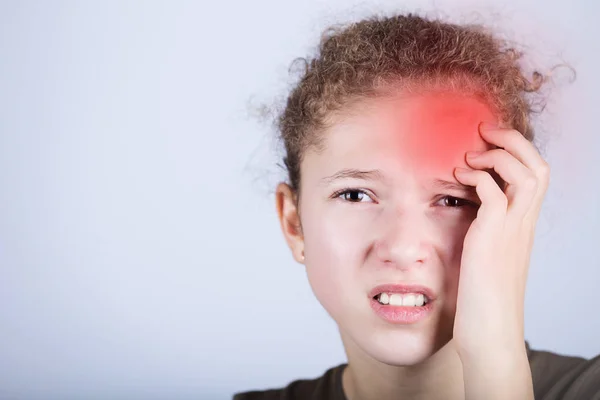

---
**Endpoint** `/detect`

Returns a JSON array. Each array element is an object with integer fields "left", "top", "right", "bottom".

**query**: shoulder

[
  {"left": 232, "top": 363, "right": 347, "bottom": 400},
  {"left": 527, "top": 341, "right": 600, "bottom": 400}
]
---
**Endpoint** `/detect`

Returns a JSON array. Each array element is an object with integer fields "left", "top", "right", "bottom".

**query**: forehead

[{"left": 316, "top": 92, "right": 498, "bottom": 174}]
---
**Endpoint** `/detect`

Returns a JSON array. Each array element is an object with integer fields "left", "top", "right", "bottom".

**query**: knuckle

[
  {"left": 491, "top": 148, "right": 508, "bottom": 159},
  {"left": 537, "top": 161, "right": 551, "bottom": 179},
  {"left": 523, "top": 174, "right": 538, "bottom": 191},
  {"left": 505, "top": 129, "right": 521, "bottom": 144}
]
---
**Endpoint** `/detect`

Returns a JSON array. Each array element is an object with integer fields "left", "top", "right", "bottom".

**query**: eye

[
  {"left": 439, "top": 195, "right": 479, "bottom": 209},
  {"left": 334, "top": 188, "right": 375, "bottom": 203}
]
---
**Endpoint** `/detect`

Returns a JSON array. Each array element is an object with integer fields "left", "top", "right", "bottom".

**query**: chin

[
  {"left": 346, "top": 321, "right": 453, "bottom": 367},
  {"left": 378, "top": 331, "right": 446, "bottom": 365},
  {"left": 374, "top": 346, "right": 439, "bottom": 366}
]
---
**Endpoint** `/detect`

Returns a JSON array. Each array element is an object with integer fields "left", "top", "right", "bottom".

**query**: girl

[{"left": 234, "top": 12, "right": 600, "bottom": 400}]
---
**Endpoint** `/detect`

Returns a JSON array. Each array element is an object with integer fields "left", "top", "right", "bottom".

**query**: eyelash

[{"left": 332, "top": 188, "right": 479, "bottom": 209}]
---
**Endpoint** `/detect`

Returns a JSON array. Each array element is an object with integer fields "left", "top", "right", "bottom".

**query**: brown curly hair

[{"left": 274, "top": 12, "right": 572, "bottom": 198}]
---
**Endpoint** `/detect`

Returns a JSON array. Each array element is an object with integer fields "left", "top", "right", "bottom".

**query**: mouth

[
  {"left": 368, "top": 283, "right": 436, "bottom": 307},
  {"left": 368, "top": 283, "right": 436, "bottom": 324},
  {"left": 373, "top": 292, "right": 430, "bottom": 306}
]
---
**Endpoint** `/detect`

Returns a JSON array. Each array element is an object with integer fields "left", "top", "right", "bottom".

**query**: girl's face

[{"left": 296, "top": 92, "right": 498, "bottom": 365}]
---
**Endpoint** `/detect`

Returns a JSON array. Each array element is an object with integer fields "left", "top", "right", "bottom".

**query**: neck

[{"left": 341, "top": 337, "right": 465, "bottom": 400}]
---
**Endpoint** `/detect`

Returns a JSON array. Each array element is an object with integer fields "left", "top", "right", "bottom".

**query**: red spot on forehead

[{"left": 398, "top": 93, "right": 497, "bottom": 172}]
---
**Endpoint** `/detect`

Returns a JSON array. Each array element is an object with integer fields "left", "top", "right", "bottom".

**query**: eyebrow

[
  {"left": 431, "top": 178, "right": 478, "bottom": 198},
  {"left": 320, "top": 168, "right": 385, "bottom": 185},
  {"left": 432, "top": 178, "right": 470, "bottom": 192}
]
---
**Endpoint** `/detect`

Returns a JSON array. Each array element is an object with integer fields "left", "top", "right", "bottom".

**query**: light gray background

[{"left": 1, "top": 1, "right": 598, "bottom": 399}]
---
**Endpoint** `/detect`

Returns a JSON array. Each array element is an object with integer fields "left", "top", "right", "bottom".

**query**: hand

[{"left": 452, "top": 122, "right": 550, "bottom": 398}]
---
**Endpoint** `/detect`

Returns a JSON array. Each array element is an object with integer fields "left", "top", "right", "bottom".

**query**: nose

[{"left": 373, "top": 208, "right": 432, "bottom": 269}]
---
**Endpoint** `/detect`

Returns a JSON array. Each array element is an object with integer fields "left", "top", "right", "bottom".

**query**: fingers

[
  {"left": 463, "top": 123, "right": 551, "bottom": 221},
  {"left": 478, "top": 123, "right": 547, "bottom": 175},
  {"left": 454, "top": 168, "right": 507, "bottom": 227},
  {"left": 478, "top": 123, "right": 551, "bottom": 216},
  {"left": 464, "top": 149, "right": 538, "bottom": 217}
]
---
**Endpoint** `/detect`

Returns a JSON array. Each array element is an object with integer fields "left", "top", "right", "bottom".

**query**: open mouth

[{"left": 373, "top": 292, "right": 430, "bottom": 307}]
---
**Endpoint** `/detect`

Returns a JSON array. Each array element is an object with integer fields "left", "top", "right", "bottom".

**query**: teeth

[
  {"left": 402, "top": 294, "right": 416, "bottom": 306},
  {"left": 415, "top": 294, "right": 425, "bottom": 306},
  {"left": 389, "top": 294, "right": 403, "bottom": 306},
  {"left": 380, "top": 293, "right": 389, "bottom": 304},
  {"left": 376, "top": 292, "right": 428, "bottom": 306}
]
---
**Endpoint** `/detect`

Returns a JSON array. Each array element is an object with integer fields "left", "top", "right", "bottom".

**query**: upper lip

[{"left": 368, "top": 283, "right": 437, "bottom": 301}]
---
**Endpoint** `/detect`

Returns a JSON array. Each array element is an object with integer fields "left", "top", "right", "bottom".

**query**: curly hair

[{"left": 274, "top": 12, "right": 571, "bottom": 196}]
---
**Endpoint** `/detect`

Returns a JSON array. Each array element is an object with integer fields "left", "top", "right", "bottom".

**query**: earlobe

[{"left": 275, "top": 183, "right": 305, "bottom": 263}]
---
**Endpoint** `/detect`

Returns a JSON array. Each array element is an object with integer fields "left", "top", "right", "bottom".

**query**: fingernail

[
  {"left": 455, "top": 167, "right": 470, "bottom": 174},
  {"left": 466, "top": 151, "right": 482, "bottom": 159}
]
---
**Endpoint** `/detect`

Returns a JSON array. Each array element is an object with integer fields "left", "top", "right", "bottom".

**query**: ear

[{"left": 275, "top": 182, "right": 305, "bottom": 264}]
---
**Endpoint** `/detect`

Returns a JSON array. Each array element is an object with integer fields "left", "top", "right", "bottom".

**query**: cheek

[
  {"left": 301, "top": 205, "right": 367, "bottom": 311},
  {"left": 302, "top": 198, "right": 369, "bottom": 265}
]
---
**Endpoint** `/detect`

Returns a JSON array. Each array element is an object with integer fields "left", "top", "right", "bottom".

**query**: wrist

[
  {"left": 455, "top": 330, "right": 527, "bottom": 361},
  {"left": 460, "top": 343, "right": 533, "bottom": 400}
]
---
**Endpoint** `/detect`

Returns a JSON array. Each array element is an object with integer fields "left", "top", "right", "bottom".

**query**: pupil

[
  {"left": 348, "top": 192, "right": 362, "bottom": 201},
  {"left": 447, "top": 197, "right": 458, "bottom": 206}
]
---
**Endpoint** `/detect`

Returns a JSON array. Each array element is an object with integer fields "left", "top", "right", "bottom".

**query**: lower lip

[{"left": 369, "top": 298, "right": 434, "bottom": 324}]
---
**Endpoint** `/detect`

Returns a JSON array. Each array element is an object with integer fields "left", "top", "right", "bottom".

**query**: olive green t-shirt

[{"left": 232, "top": 342, "right": 600, "bottom": 400}]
